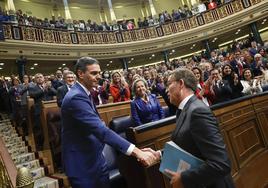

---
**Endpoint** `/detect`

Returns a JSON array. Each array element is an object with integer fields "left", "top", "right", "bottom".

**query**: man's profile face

[
  {"left": 167, "top": 76, "right": 181, "bottom": 107},
  {"left": 79, "top": 64, "right": 101, "bottom": 90}
]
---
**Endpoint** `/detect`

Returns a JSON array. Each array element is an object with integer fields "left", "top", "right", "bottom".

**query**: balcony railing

[{"left": 2, "top": 0, "right": 263, "bottom": 45}]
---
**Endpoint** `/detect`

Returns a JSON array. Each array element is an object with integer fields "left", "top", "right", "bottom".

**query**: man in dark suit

[
  {"left": 56, "top": 71, "right": 76, "bottom": 107},
  {"left": 147, "top": 68, "right": 235, "bottom": 188},
  {"left": 61, "top": 57, "right": 156, "bottom": 188},
  {"left": 29, "top": 73, "right": 57, "bottom": 150}
]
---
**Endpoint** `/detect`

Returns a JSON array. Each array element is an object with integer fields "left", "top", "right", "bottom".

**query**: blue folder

[{"left": 159, "top": 141, "right": 203, "bottom": 178}]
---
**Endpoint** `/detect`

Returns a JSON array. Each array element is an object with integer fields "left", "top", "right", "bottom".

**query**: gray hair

[{"left": 169, "top": 68, "right": 197, "bottom": 91}]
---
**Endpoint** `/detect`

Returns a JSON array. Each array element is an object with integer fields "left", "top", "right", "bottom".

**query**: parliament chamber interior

[{"left": 0, "top": 0, "right": 268, "bottom": 187}]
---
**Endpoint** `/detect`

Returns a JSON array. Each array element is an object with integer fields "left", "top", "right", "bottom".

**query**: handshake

[{"left": 132, "top": 147, "right": 161, "bottom": 167}]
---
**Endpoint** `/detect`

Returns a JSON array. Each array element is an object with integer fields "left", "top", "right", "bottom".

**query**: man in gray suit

[{"left": 147, "top": 68, "right": 235, "bottom": 188}]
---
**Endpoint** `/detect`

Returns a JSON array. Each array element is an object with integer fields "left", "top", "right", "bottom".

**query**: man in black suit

[
  {"left": 147, "top": 68, "right": 235, "bottom": 188},
  {"left": 29, "top": 73, "right": 57, "bottom": 150},
  {"left": 56, "top": 71, "right": 76, "bottom": 107}
]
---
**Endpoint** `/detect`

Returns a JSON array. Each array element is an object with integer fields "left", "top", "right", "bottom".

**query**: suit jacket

[
  {"left": 131, "top": 94, "right": 165, "bottom": 126},
  {"left": 61, "top": 83, "right": 131, "bottom": 183},
  {"left": 29, "top": 84, "right": 57, "bottom": 115},
  {"left": 171, "top": 95, "right": 235, "bottom": 188},
  {"left": 56, "top": 84, "right": 69, "bottom": 107}
]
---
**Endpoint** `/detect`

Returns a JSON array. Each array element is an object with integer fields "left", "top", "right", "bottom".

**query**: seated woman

[
  {"left": 240, "top": 68, "right": 263, "bottom": 95},
  {"left": 109, "top": 71, "right": 131, "bottom": 103},
  {"left": 130, "top": 78, "right": 165, "bottom": 126}
]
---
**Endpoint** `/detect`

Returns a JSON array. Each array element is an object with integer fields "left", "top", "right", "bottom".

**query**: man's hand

[
  {"left": 165, "top": 169, "right": 184, "bottom": 188},
  {"left": 141, "top": 148, "right": 161, "bottom": 162},
  {"left": 132, "top": 147, "right": 157, "bottom": 167}
]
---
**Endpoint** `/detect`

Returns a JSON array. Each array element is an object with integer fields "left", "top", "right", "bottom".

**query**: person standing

[
  {"left": 56, "top": 71, "right": 76, "bottom": 107},
  {"left": 61, "top": 57, "right": 156, "bottom": 188},
  {"left": 146, "top": 68, "right": 235, "bottom": 188}
]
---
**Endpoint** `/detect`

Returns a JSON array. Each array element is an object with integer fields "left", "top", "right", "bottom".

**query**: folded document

[{"left": 159, "top": 141, "right": 203, "bottom": 178}]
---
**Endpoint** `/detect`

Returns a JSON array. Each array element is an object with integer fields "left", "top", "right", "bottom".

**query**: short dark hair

[
  {"left": 74, "top": 57, "right": 99, "bottom": 78},
  {"left": 170, "top": 68, "right": 197, "bottom": 91}
]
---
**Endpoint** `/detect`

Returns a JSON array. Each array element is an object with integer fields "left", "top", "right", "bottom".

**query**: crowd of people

[
  {"left": 1, "top": 37, "right": 268, "bottom": 128},
  {"left": 1, "top": 0, "right": 233, "bottom": 31},
  {"left": 0, "top": 37, "right": 267, "bottom": 187}
]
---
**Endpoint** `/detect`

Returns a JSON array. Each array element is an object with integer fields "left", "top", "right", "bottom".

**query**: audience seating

[{"left": 109, "top": 105, "right": 170, "bottom": 138}]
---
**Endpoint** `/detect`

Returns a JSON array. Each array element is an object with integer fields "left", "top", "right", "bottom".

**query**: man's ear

[
  {"left": 178, "top": 79, "right": 184, "bottom": 87},
  {"left": 77, "top": 70, "right": 84, "bottom": 80}
]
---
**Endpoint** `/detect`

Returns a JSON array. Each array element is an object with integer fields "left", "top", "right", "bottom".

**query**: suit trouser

[{"left": 69, "top": 174, "right": 110, "bottom": 188}]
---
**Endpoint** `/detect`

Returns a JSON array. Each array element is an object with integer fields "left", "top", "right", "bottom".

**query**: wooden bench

[{"left": 118, "top": 92, "right": 268, "bottom": 188}]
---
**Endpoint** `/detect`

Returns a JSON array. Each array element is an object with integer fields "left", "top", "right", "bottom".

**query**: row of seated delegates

[{"left": 130, "top": 78, "right": 165, "bottom": 126}]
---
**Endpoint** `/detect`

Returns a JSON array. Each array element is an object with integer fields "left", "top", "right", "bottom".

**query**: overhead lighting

[
  {"left": 190, "top": 47, "right": 193, "bottom": 50},
  {"left": 0, "top": 67, "right": 2, "bottom": 70},
  {"left": 70, "top": 6, "right": 80, "bottom": 9},
  {"left": 149, "top": 57, "right": 152, "bottom": 60},
  {"left": 218, "top": 34, "right": 249, "bottom": 47},
  {"left": 259, "top": 27, "right": 268, "bottom": 32},
  {"left": 115, "top": 5, "right": 123, "bottom": 8},
  {"left": 152, "top": 54, "right": 155, "bottom": 57},
  {"left": 107, "top": 64, "right": 110, "bottom": 66},
  {"left": 169, "top": 52, "right": 173, "bottom": 55},
  {"left": 34, "top": 63, "right": 38, "bottom": 66},
  {"left": 109, "top": 60, "right": 113, "bottom": 63},
  {"left": 237, "top": 29, "right": 241, "bottom": 32},
  {"left": 0, "top": 63, "right": 4, "bottom": 66},
  {"left": 62, "top": 63, "right": 66, "bottom": 66},
  {"left": 192, "top": 44, "right": 196, "bottom": 47},
  {"left": 171, "top": 49, "right": 175, "bottom": 53},
  {"left": 131, "top": 58, "right": 134, "bottom": 61},
  {"left": 58, "top": 67, "right": 62, "bottom": 69},
  {"left": 20, "top": 0, "right": 30, "bottom": 2},
  {"left": 128, "top": 61, "right": 131, "bottom": 64},
  {"left": 30, "top": 67, "right": 34, "bottom": 70}
]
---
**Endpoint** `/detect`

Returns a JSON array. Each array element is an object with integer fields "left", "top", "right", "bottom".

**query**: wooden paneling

[{"left": 120, "top": 93, "right": 268, "bottom": 188}]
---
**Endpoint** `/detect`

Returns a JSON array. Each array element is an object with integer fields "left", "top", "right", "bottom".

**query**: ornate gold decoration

[
  {"left": 0, "top": 155, "right": 13, "bottom": 187},
  {"left": 16, "top": 167, "right": 34, "bottom": 188}
]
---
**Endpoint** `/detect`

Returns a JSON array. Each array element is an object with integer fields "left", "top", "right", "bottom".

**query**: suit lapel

[
  {"left": 171, "top": 95, "right": 197, "bottom": 141},
  {"left": 74, "top": 83, "right": 100, "bottom": 116},
  {"left": 64, "top": 85, "right": 68, "bottom": 93}
]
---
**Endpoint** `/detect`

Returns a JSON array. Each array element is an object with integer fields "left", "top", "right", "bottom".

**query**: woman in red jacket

[{"left": 110, "top": 71, "right": 131, "bottom": 103}]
